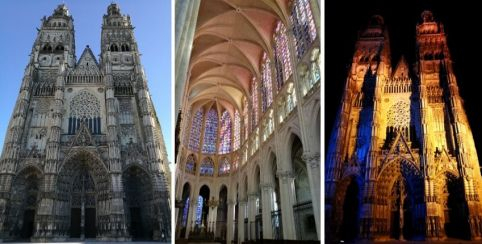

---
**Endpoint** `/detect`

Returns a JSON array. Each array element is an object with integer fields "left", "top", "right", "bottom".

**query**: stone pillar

[
  {"left": 247, "top": 193, "right": 258, "bottom": 240},
  {"left": 175, "top": 0, "right": 201, "bottom": 116},
  {"left": 237, "top": 200, "right": 246, "bottom": 243},
  {"left": 302, "top": 152, "right": 320, "bottom": 238},
  {"left": 261, "top": 183, "right": 274, "bottom": 239},
  {"left": 226, "top": 200, "right": 235, "bottom": 243},
  {"left": 206, "top": 197, "right": 218, "bottom": 234},
  {"left": 185, "top": 194, "right": 197, "bottom": 239},
  {"left": 277, "top": 171, "right": 297, "bottom": 239}
]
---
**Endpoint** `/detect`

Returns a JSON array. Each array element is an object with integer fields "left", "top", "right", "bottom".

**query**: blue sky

[{"left": 0, "top": 0, "right": 173, "bottom": 163}]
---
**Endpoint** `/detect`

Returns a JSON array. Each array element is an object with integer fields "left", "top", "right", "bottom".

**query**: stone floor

[
  {"left": 345, "top": 239, "right": 475, "bottom": 243},
  {"left": 3, "top": 242, "right": 170, "bottom": 244}
]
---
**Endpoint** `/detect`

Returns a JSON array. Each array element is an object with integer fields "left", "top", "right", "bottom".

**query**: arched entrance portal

[
  {"left": 7, "top": 167, "right": 41, "bottom": 239},
  {"left": 389, "top": 178, "right": 415, "bottom": 240},
  {"left": 339, "top": 177, "right": 360, "bottom": 241},
  {"left": 443, "top": 175, "right": 471, "bottom": 240},
  {"left": 123, "top": 166, "right": 154, "bottom": 240},
  {"left": 70, "top": 168, "right": 96, "bottom": 238},
  {"left": 57, "top": 151, "right": 110, "bottom": 240}
]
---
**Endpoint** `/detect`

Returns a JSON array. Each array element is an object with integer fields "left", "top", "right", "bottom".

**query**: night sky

[{"left": 325, "top": 0, "right": 482, "bottom": 160}]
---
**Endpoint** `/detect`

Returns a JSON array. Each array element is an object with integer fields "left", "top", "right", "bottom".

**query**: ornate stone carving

[
  {"left": 387, "top": 101, "right": 410, "bottom": 128},
  {"left": 70, "top": 90, "right": 100, "bottom": 118},
  {"left": 302, "top": 152, "right": 320, "bottom": 169}
]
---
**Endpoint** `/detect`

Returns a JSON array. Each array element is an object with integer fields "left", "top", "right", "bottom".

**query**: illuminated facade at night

[{"left": 326, "top": 11, "right": 482, "bottom": 241}]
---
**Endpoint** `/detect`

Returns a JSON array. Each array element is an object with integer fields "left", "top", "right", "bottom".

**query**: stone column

[
  {"left": 226, "top": 200, "right": 235, "bottom": 243},
  {"left": 185, "top": 194, "right": 197, "bottom": 239},
  {"left": 261, "top": 183, "right": 274, "bottom": 239},
  {"left": 302, "top": 152, "right": 320, "bottom": 238},
  {"left": 277, "top": 171, "right": 297, "bottom": 239},
  {"left": 175, "top": 0, "right": 201, "bottom": 116},
  {"left": 237, "top": 200, "right": 246, "bottom": 243},
  {"left": 247, "top": 193, "right": 258, "bottom": 240}
]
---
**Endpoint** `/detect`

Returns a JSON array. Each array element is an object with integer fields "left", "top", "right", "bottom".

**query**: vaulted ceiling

[{"left": 187, "top": 0, "right": 290, "bottom": 116}]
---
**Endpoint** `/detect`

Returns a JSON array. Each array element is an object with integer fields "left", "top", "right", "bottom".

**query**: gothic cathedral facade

[
  {"left": 0, "top": 4, "right": 170, "bottom": 241},
  {"left": 326, "top": 12, "right": 482, "bottom": 241}
]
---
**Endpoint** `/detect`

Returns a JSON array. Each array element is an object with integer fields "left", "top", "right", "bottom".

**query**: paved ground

[
  {"left": 2, "top": 242, "right": 170, "bottom": 244},
  {"left": 342, "top": 239, "right": 475, "bottom": 243}
]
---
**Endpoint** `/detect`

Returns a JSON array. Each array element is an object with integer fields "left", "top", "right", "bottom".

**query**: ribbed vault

[{"left": 187, "top": 0, "right": 290, "bottom": 111}]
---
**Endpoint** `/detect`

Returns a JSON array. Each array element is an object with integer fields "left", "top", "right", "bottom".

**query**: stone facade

[
  {"left": 0, "top": 4, "right": 170, "bottom": 241},
  {"left": 326, "top": 11, "right": 482, "bottom": 241}
]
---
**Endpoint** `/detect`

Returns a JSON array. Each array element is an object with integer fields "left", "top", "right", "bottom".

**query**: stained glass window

[
  {"left": 243, "top": 98, "right": 249, "bottom": 141},
  {"left": 251, "top": 77, "right": 259, "bottom": 128},
  {"left": 185, "top": 154, "right": 196, "bottom": 174},
  {"left": 274, "top": 21, "right": 293, "bottom": 90},
  {"left": 219, "top": 110, "right": 232, "bottom": 154},
  {"left": 181, "top": 197, "right": 190, "bottom": 226},
  {"left": 200, "top": 157, "right": 214, "bottom": 176},
  {"left": 188, "top": 108, "right": 203, "bottom": 151},
  {"left": 195, "top": 195, "right": 203, "bottom": 225},
  {"left": 202, "top": 109, "right": 218, "bottom": 154},
  {"left": 218, "top": 157, "right": 231, "bottom": 176},
  {"left": 261, "top": 52, "right": 273, "bottom": 113},
  {"left": 291, "top": 0, "right": 317, "bottom": 60},
  {"left": 233, "top": 110, "right": 241, "bottom": 150}
]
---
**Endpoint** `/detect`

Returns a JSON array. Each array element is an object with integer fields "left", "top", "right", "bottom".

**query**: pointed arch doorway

[
  {"left": 123, "top": 165, "right": 155, "bottom": 240},
  {"left": 70, "top": 168, "right": 96, "bottom": 239},
  {"left": 57, "top": 151, "right": 110, "bottom": 240}
]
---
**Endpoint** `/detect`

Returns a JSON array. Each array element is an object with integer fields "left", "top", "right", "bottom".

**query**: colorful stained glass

[
  {"left": 233, "top": 110, "right": 241, "bottom": 150},
  {"left": 291, "top": 0, "right": 317, "bottom": 60},
  {"left": 200, "top": 157, "right": 214, "bottom": 176},
  {"left": 274, "top": 21, "right": 293, "bottom": 90},
  {"left": 218, "top": 157, "right": 231, "bottom": 176},
  {"left": 218, "top": 110, "right": 232, "bottom": 154},
  {"left": 251, "top": 77, "right": 259, "bottom": 128},
  {"left": 202, "top": 109, "right": 218, "bottom": 154},
  {"left": 243, "top": 98, "right": 249, "bottom": 141},
  {"left": 181, "top": 197, "right": 190, "bottom": 226},
  {"left": 185, "top": 154, "right": 196, "bottom": 174},
  {"left": 195, "top": 195, "right": 203, "bottom": 225},
  {"left": 261, "top": 52, "right": 273, "bottom": 113},
  {"left": 188, "top": 108, "right": 203, "bottom": 151}
]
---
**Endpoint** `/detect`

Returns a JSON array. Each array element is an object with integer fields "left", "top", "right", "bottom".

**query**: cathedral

[
  {"left": 174, "top": 0, "right": 320, "bottom": 243},
  {"left": 0, "top": 4, "right": 170, "bottom": 241},
  {"left": 326, "top": 11, "right": 482, "bottom": 241}
]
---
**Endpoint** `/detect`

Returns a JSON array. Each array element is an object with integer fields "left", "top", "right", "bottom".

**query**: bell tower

[
  {"left": 100, "top": 3, "right": 171, "bottom": 240},
  {"left": 416, "top": 11, "right": 482, "bottom": 240},
  {"left": 326, "top": 15, "right": 392, "bottom": 239},
  {"left": 35, "top": 4, "right": 76, "bottom": 69}
]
